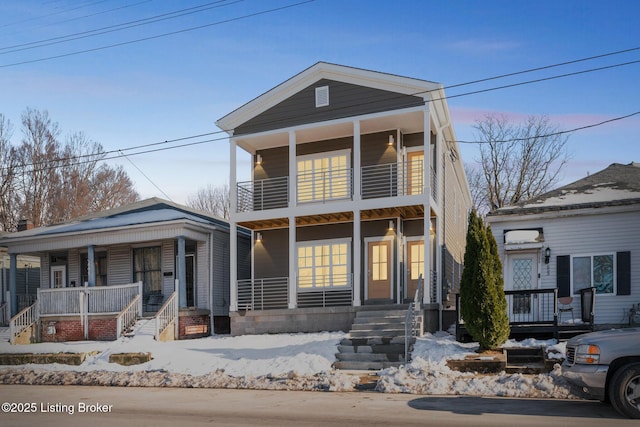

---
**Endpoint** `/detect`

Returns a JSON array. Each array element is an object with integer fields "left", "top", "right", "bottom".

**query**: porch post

[
  {"left": 353, "top": 209, "right": 361, "bottom": 306},
  {"left": 87, "top": 245, "right": 96, "bottom": 287},
  {"left": 178, "top": 236, "right": 186, "bottom": 307},
  {"left": 353, "top": 120, "right": 361, "bottom": 201},
  {"left": 289, "top": 130, "right": 297, "bottom": 207},
  {"left": 9, "top": 253, "right": 17, "bottom": 317},
  {"left": 288, "top": 215, "right": 297, "bottom": 309},
  {"left": 423, "top": 105, "right": 432, "bottom": 305},
  {"left": 229, "top": 138, "right": 238, "bottom": 312}
]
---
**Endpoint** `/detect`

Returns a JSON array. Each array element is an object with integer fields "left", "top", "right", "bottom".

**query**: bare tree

[
  {"left": 186, "top": 183, "right": 230, "bottom": 219},
  {"left": 464, "top": 162, "right": 489, "bottom": 216},
  {"left": 2, "top": 108, "right": 139, "bottom": 230},
  {"left": 473, "top": 114, "right": 571, "bottom": 211},
  {"left": 0, "top": 114, "right": 18, "bottom": 231}
]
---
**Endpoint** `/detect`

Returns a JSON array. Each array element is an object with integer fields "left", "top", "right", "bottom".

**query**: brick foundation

[
  {"left": 40, "top": 315, "right": 117, "bottom": 342},
  {"left": 178, "top": 309, "right": 210, "bottom": 339}
]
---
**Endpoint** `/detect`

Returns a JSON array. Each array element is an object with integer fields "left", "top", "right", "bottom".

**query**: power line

[
  {"left": 0, "top": 0, "right": 238, "bottom": 54},
  {"left": 0, "top": 0, "right": 316, "bottom": 68},
  {"left": 118, "top": 149, "right": 174, "bottom": 202},
  {"left": 453, "top": 111, "right": 640, "bottom": 144},
  {"left": 0, "top": 0, "right": 111, "bottom": 29}
]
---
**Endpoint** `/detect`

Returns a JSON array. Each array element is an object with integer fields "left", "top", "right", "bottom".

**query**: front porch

[{"left": 455, "top": 287, "right": 596, "bottom": 342}]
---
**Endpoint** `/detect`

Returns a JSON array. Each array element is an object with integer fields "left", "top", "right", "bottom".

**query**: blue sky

[{"left": 1, "top": 0, "right": 639, "bottom": 204}]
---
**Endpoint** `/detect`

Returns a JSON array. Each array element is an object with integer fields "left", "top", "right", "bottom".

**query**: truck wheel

[{"left": 609, "top": 363, "right": 640, "bottom": 419}]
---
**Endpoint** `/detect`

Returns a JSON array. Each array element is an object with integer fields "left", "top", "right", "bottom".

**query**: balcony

[{"left": 235, "top": 159, "right": 438, "bottom": 212}]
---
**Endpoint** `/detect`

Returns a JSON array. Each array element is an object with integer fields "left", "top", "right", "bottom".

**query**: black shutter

[
  {"left": 617, "top": 251, "right": 631, "bottom": 296},
  {"left": 557, "top": 255, "right": 571, "bottom": 297}
]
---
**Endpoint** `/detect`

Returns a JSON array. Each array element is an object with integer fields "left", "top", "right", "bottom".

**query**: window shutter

[
  {"left": 617, "top": 251, "right": 631, "bottom": 296},
  {"left": 315, "top": 86, "right": 329, "bottom": 107},
  {"left": 557, "top": 255, "right": 570, "bottom": 297}
]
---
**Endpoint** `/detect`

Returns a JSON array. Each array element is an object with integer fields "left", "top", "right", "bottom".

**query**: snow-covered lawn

[{"left": 0, "top": 322, "right": 579, "bottom": 398}]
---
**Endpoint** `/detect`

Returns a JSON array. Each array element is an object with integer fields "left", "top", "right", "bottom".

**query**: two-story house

[{"left": 217, "top": 62, "right": 471, "bottom": 336}]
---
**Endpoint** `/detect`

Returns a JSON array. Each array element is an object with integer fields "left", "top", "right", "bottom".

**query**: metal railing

[
  {"left": 297, "top": 274, "right": 353, "bottom": 308},
  {"left": 237, "top": 277, "right": 289, "bottom": 310},
  {"left": 9, "top": 302, "right": 38, "bottom": 344},
  {"left": 297, "top": 168, "right": 353, "bottom": 204},
  {"left": 405, "top": 274, "right": 424, "bottom": 363},
  {"left": 116, "top": 294, "right": 141, "bottom": 339},
  {"left": 237, "top": 176, "right": 289, "bottom": 212},
  {"left": 155, "top": 291, "right": 178, "bottom": 340},
  {"left": 430, "top": 167, "right": 438, "bottom": 200},
  {"left": 361, "top": 159, "right": 436, "bottom": 200},
  {"left": 505, "top": 288, "right": 557, "bottom": 324}
]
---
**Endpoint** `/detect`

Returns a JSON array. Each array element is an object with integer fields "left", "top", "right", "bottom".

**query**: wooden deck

[{"left": 455, "top": 287, "right": 596, "bottom": 342}]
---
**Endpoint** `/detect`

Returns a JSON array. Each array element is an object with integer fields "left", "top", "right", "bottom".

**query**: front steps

[{"left": 334, "top": 306, "right": 421, "bottom": 370}]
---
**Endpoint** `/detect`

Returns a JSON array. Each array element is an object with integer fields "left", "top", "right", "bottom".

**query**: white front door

[
  {"left": 51, "top": 265, "right": 66, "bottom": 288},
  {"left": 507, "top": 252, "right": 539, "bottom": 321}
]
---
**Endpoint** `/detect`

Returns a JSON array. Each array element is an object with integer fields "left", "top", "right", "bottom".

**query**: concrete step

[
  {"left": 338, "top": 344, "right": 406, "bottom": 354},
  {"left": 335, "top": 352, "right": 403, "bottom": 362},
  {"left": 350, "top": 323, "right": 406, "bottom": 331},
  {"left": 333, "top": 360, "right": 403, "bottom": 371},
  {"left": 353, "top": 316, "right": 406, "bottom": 324},
  {"left": 341, "top": 336, "right": 412, "bottom": 346},
  {"left": 349, "top": 329, "right": 408, "bottom": 339},
  {"left": 356, "top": 310, "right": 408, "bottom": 318}
]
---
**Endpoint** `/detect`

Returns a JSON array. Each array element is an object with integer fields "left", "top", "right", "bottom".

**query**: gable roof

[
  {"left": 216, "top": 61, "right": 444, "bottom": 135},
  {"left": 488, "top": 162, "right": 640, "bottom": 217}
]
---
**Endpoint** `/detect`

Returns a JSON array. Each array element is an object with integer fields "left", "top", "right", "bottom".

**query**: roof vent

[{"left": 315, "top": 85, "right": 329, "bottom": 107}]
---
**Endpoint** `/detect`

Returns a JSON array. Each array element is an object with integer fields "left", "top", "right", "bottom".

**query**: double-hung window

[
  {"left": 572, "top": 254, "right": 615, "bottom": 294},
  {"left": 297, "top": 239, "right": 351, "bottom": 290},
  {"left": 297, "top": 150, "right": 350, "bottom": 203}
]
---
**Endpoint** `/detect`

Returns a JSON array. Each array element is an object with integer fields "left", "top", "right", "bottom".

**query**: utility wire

[
  {"left": 0, "top": 0, "right": 111, "bottom": 29},
  {"left": 0, "top": 0, "right": 316, "bottom": 68},
  {"left": 118, "top": 149, "right": 174, "bottom": 201}
]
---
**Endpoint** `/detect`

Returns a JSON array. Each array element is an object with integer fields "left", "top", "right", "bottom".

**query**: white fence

[{"left": 37, "top": 282, "right": 143, "bottom": 316}]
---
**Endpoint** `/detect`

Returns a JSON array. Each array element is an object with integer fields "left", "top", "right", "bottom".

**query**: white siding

[
  {"left": 197, "top": 240, "right": 209, "bottom": 310},
  {"left": 490, "top": 207, "right": 640, "bottom": 326},
  {"left": 68, "top": 248, "right": 80, "bottom": 286},
  {"left": 162, "top": 240, "right": 175, "bottom": 298},
  {"left": 109, "top": 244, "right": 131, "bottom": 285}
]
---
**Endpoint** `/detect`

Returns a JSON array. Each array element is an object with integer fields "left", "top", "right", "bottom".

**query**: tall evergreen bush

[{"left": 459, "top": 210, "right": 510, "bottom": 350}]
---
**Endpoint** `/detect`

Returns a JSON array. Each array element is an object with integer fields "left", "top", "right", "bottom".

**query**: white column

[
  {"left": 87, "top": 245, "right": 95, "bottom": 287},
  {"left": 289, "top": 130, "right": 297, "bottom": 207},
  {"left": 423, "top": 105, "right": 432, "bottom": 305},
  {"left": 230, "top": 139, "right": 237, "bottom": 214},
  {"left": 288, "top": 215, "right": 297, "bottom": 309},
  {"left": 229, "top": 139, "right": 238, "bottom": 312},
  {"left": 353, "top": 209, "right": 361, "bottom": 307},
  {"left": 353, "top": 120, "right": 361, "bottom": 201},
  {"left": 178, "top": 236, "right": 186, "bottom": 307}
]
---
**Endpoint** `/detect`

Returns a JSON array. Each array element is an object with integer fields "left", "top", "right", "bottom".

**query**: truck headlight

[{"left": 575, "top": 344, "right": 600, "bottom": 364}]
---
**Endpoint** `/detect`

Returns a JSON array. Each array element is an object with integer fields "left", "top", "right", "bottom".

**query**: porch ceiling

[{"left": 237, "top": 205, "right": 427, "bottom": 230}]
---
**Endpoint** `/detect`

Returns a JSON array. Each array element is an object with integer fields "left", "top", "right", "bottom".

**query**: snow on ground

[{"left": 0, "top": 321, "right": 579, "bottom": 398}]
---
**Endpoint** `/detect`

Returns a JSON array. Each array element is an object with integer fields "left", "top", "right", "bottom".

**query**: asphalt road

[{"left": 0, "top": 385, "right": 635, "bottom": 426}]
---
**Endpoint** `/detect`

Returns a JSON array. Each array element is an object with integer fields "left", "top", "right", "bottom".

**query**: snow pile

[{"left": 376, "top": 332, "right": 578, "bottom": 398}]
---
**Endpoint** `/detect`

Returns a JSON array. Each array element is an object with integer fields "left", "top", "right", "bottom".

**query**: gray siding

[
  {"left": 255, "top": 146, "right": 289, "bottom": 181},
  {"left": 197, "top": 240, "right": 209, "bottom": 310},
  {"left": 255, "top": 228, "right": 289, "bottom": 278},
  {"left": 235, "top": 79, "right": 424, "bottom": 135},
  {"left": 211, "top": 229, "right": 230, "bottom": 316},
  {"left": 361, "top": 131, "right": 397, "bottom": 166},
  {"left": 162, "top": 240, "right": 175, "bottom": 297},
  {"left": 109, "top": 244, "right": 131, "bottom": 285},
  {"left": 68, "top": 248, "right": 80, "bottom": 286}
]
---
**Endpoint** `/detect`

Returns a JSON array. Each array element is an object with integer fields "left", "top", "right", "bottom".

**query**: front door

[
  {"left": 185, "top": 254, "right": 195, "bottom": 307},
  {"left": 51, "top": 265, "right": 66, "bottom": 288},
  {"left": 367, "top": 239, "right": 392, "bottom": 300},
  {"left": 406, "top": 239, "right": 424, "bottom": 300},
  {"left": 507, "top": 252, "right": 539, "bottom": 321}
]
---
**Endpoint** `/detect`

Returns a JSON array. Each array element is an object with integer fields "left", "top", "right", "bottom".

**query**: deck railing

[
  {"left": 155, "top": 292, "right": 178, "bottom": 340},
  {"left": 116, "top": 294, "right": 141, "bottom": 339},
  {"left": 237, "top": 277, "right": 289, "bottom": 310},
  {"left": 237, "top": 176, "right": 289, "bottom": 212},
  {"left": 297, "top": 274, "right": 353, "bottom": 308},
  {"left": 9, "top": 302, "right": 38, "bottom": 344},
  {"left": 37, "top": 282, "right": 143, "bottom": 316}
]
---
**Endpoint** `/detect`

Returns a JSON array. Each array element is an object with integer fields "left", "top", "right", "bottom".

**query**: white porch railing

[
  {"left": 88, "top": 282, "right": 143, "bottom": 314},
  {"left": 9, "top": 302, "right": 38, "bottom": 344},
  {"left": 0, "top": 302, "right": 9, "bottom": 326},
  {"left": 37, "top": 282, "right": 143, "bottom": 316},
  {"left": 116, "top": 294, "right": 141, "bottom": 339},
  {"left": 154, "top": 292, "right": 178, "bottom": 340}
]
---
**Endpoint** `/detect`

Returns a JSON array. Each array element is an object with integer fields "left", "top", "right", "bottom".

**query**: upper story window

[
  {"left": 315, "top": 85, "right": 329, "bottom": 107},
  {"left": 297, "top": 149, "right": 351, "bottom": 203}
]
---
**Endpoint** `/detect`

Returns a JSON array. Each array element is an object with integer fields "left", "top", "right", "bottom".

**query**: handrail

[
  {"left": 154, "top": 292, "right": 178, "bottom": 340},
  {"left": 9, "top": 301, "right": 39, "bottom": 344},
  {"left": 115, "top": 294, "right": 140, "bottom": 339},
  {"left": 405, "top": 274, "right": 424, "bottom": 363},
  {"left": 0, "top": 302, "right": 8, "bottom": 326}
]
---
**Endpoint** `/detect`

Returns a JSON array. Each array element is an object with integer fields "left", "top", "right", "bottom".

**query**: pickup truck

[{"left": 562, "top": 327, "right": 640, "bottom": 419}]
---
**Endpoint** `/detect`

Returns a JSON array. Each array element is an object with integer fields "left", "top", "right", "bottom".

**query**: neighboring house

[
  {"left": 217, "top": 62, "right": 471, "bottom": 336},
  {"left": 0, "top": 241, "right": 40, "bottom": 325},
  {"left": 487, "top": 162, "right": 640, "bottom": 329},
  {"left": 0, "top": 198, "right": 251, "bottom": 341}
]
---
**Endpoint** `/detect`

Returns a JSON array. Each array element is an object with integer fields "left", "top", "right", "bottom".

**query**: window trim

[
  {"left": 296, "top": 237, "right": 352, "bottom": 291},
  {"left": 570, "top": 252, "right": 616, "bottom": 296}
]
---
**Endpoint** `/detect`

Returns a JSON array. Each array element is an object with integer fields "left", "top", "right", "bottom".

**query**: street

[{"left": 0, "top": 385, "right": 636, "bottom": 426}]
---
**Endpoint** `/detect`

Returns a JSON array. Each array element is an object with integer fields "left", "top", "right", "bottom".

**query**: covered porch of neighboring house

[{"left": 455, "top": 287, "right": 596, "bottom": 342}]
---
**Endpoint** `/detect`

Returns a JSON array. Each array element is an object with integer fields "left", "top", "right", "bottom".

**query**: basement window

[{"left": 315, "top": 85, "right": 329, "bottom": 107}]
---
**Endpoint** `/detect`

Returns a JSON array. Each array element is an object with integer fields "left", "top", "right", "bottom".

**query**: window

[
  {"left": 133, "top": 246, "right": 162, "bottom": 299},
  {"left": 572, "top": 254, "right": 614, "bottom": 294},
  {"left": 297, "top": 150, "right": 350, "bottom": 203},
  {"left": 81, "top": 252, "right": 108, "bottom": 286},
  {"left": 297, "top": 239, "right": 350, "bottom": 290}
]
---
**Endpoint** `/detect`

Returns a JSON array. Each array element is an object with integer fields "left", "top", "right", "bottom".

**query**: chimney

[{"left": 17, "top": 220, "right": 34, "bottom": 232}]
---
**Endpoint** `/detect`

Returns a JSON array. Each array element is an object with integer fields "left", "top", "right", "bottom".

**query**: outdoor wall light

[
  {"left": 388, "top": 134, "right": 395, "bottom": 146},
  {"left": 256, "top": 232, "right": 262, "bottom": 242},
  {"left": 545, "top": 247, "right": 551, "bottom": 264},
  {"left": 388, "top": 220, "right": 395, "bottom": 231},
  {"left": 256, "top": 154, "right": 263, "bottom": 165}
]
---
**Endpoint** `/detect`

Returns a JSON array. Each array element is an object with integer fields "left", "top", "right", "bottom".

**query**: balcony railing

[
  {"left": 236, "top": 159, "right": 439, "bottom": 212},
  {"left": 297, "top": 273, "right": 353, "bottom": 308},
  {"left": 237, "top": 277, "right": 289, "bottom": 310},
  {"left": 237, "top": 176, "right": 289, "bottom": 212}
]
